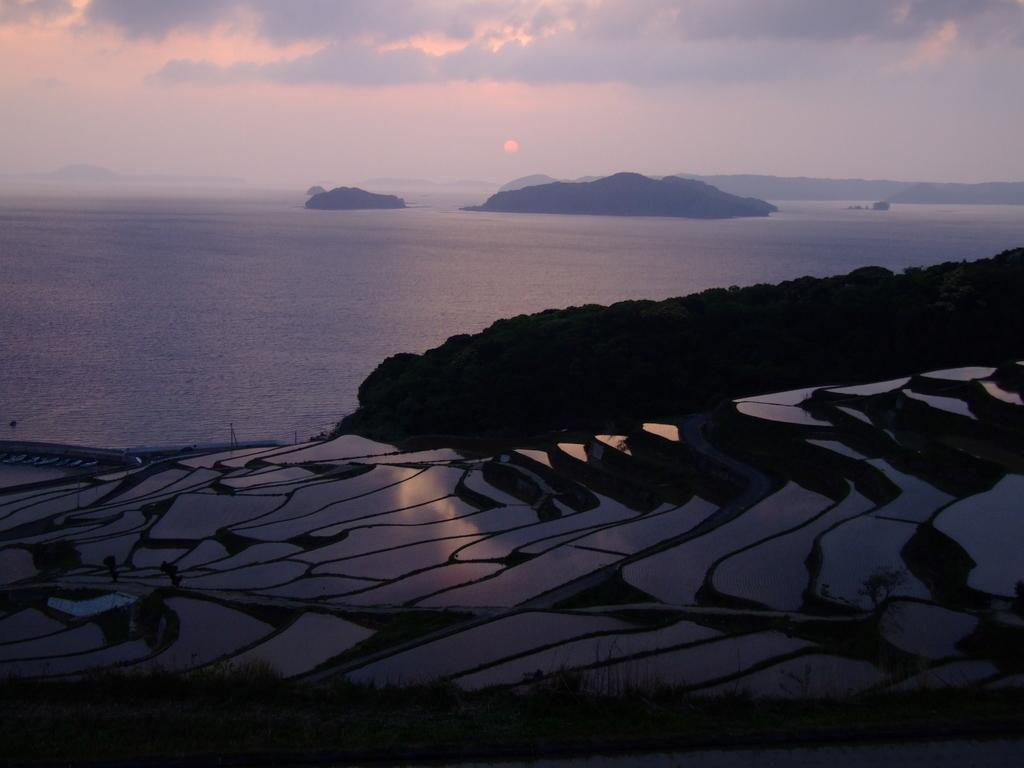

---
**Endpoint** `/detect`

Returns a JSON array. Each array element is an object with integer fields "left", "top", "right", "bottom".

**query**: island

[
  {"left": 496, "top": 172, "right": 1024, "bottom": 203},
  {"left": 305, "top": 186, "right": 406, "bottom": 210},
  {"left": 463, "top": 172, "right": 777, "bottom": 219},
  {"left": 846, "top": 201, "right": 890, "bottom": 211},
  {"left": 305, "top": 185, "right": 327, "bottom": 196}
]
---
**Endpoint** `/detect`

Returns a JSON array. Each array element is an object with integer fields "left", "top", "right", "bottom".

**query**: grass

[{"left": 2, "top": 671, "right": 1023, "bottom": 764}]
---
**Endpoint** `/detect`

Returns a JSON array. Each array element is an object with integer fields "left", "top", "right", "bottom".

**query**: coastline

[{"left": 0, "top": 438, "right": 284, "bottom": 491}]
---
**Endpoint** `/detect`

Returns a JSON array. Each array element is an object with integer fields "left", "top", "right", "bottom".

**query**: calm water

[{"left": 1, "top": 188, "right": 1022, "bottom": 447}]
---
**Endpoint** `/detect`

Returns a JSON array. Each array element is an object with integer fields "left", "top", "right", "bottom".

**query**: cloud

[
  {"left": 68, "top": 0, "right": 1024, "bottom": 87},
  {"left": 153, "top": 45, "right": 434, "bottom": 87},
  {"left": 150, "top": 58, "right": 253, "bottom": 86},
  {"left": 81, "top": 0, "right": 1024, "bottom": 45},
  {"left": 0, "top": 0, "right": 72, "bottom": 24},
  {"left": 900, "top": 19, "right": 960, "bottom": 69},
  {"left": 30, "top": 74, "right": 67, "bottom": 89},
  {"left": 152, "top": 33, "right": 831, "bottom": 88},
  {"left": 665, "top": 0, "right": 1003, "bottom": 41},
  {"left": 83, "top": 0, "right": 236, "bottom": 39},
  {"left": 84, "top": 0, "right": 507, "bottom": 43}
]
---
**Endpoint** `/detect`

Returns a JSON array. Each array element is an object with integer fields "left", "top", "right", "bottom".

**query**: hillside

[
  {"left": 305, "top": 186, "right": 406, "bottom": 210},
  {"left": 466, "top": 173, "right": 777, "bottom": 219},
  {"left": 349, "top": 248, "right": 1024, "bottom": 438}
]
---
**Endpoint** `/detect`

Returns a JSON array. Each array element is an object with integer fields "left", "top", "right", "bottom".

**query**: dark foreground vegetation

[
  {"left": 348, "top": 248, "right": 1024, "bottom": 438},
  {"left": 2, "top": 670, "right": 1023, "bottom": 765}
]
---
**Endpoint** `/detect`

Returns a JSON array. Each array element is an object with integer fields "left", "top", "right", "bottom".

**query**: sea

[{"left": 1, "top": 186, "right": 1022, "bottom": 448}]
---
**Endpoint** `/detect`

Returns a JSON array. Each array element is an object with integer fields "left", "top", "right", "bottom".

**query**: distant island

[
  {"left": 888, "top": 181, "right": 1024, "bottom": 205},
  {"left": 673, "top": 173, "right": 914, "bottom": 202},
  {"left": 499, "top": 173, "right": 559, "bottom": 192},
  {"left": 347, "top": 248, "right": 1024, "bottom": 438},
  {"left": 499, "top": 173, "right": 602, "bottom": 192},
  {"left": 847, "top": 201, "right": 890, "bottom": 211},
  {"left": 671, "top": 173, "right": 1022, "bottom": 204},
  {"left": 0, "top": 163, "right": 244, "bottom": 187},
  {"left": 501, "top": 172, "right": 915, "bottom": 200},
  {"left": 499, "top": 172, "right": 1024, "bottom": 204},
  {"left": 305, "top": 186, "right": 406, "bottom": 210},
  {"left": 463, "top": 172, "right": 777, "bottom": 219},
  {"left": 305, "top": 185, "right": 327, "bottom": 196},
  {"left": 360, "top": 177, "right": 498, "bottom": 190}
]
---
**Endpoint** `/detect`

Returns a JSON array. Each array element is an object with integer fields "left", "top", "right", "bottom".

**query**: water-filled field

[{"left": 1, "top": 361, "right": 1022, "bottom": 696}]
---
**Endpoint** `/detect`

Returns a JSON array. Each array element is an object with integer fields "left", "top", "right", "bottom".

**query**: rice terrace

[{"left": 3, "top": 360, "right": 1024, "bottom": 703}]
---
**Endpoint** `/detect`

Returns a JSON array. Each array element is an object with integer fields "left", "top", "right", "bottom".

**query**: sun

[{"left": 503, "top": 138, "right": 520, "bottom": 154}]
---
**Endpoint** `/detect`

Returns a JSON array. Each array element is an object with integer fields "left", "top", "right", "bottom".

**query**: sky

[{"left": 1, "top": 0, "right": 1023, "bottom": 187}]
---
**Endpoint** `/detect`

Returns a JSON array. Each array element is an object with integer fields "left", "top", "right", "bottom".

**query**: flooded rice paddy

[{"left": 1, "top": 362, "right": 1023, "bottom": 696}]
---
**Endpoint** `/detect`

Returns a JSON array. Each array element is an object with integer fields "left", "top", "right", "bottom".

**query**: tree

[
  {"left": 102, "top": 555, "right": 118, "bottom": 583},
  {"left": 858, "top": 566, "right": 908, "bottom": 610},
  {"left": 133, "top": 592, "right": 165, "bottom": 647},
  {"left": 31, "top": 540, "right": 80, "bottom": 572},
  {"left": 159, "top": 561, "right": 181, "bottom": 587}
]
